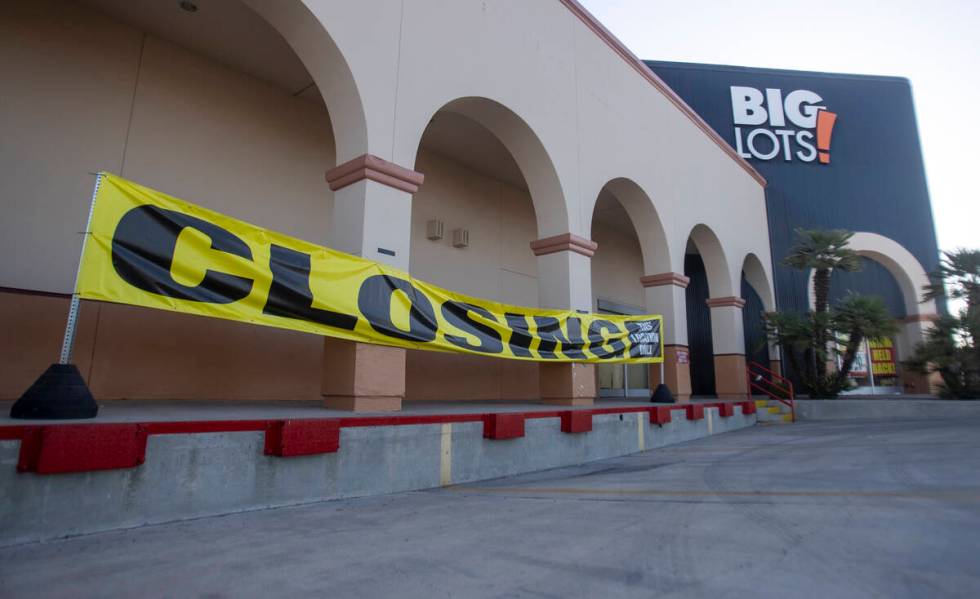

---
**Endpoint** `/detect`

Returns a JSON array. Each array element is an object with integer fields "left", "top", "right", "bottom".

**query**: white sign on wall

[{"left": 730, "top": 86, "right": 838, "bottom": 164}]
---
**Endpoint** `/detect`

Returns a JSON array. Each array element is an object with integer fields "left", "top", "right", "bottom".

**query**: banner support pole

[
  {"left": 59, "top": 172, "right": 102, "bottom": 364},
  {"left": 10, "top": 173, "right": 103, "bottom": 419}
]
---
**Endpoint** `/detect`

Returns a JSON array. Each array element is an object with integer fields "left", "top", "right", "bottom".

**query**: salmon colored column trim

[
  {"left": 714, "top": 354, "right": 748, "bottom": 400},
  {"left": 325, "top": 154, "right": 425, "bottom": 194},
  {"left": 900, "top": 313, "right": 940, "bottom": 323},
  {"left": 640, "top": 272, "right": 690, "bottom": 288},
  {"left": 530, "top": 233, "right": 598, "bottom": 257},
  {"left": 706, "top": 296, "right": 746, "bottom": 309}
]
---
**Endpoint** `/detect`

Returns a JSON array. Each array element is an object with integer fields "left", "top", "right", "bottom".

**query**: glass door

[
  {"left": 595, "top": 300, "right": 649, "bottom": 399},
  {"left": 840, "top": 336, "right": 901, "bottom": 395}
]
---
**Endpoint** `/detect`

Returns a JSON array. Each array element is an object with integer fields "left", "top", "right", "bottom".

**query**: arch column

[
  {"left": 641, "top": 272, "right": 692, "bottom": 401},
  {"left": 899, "top": 313, "right": 941, "bottom": 394},
  {"left": 768, "top": 340, "right": 783, "bottom": 376},
  {"left": 320, "top": 154, "right": 424, "bottom": 412},
  {"left": 532, "top": 234, "right": 597, "bottom": 406},
  {"left": 707, "top": 296, "right": 748, "bottom": 399}
]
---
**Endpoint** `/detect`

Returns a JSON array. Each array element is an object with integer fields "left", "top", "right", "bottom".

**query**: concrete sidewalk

[
  {"left": 2, "top": 418, "right": 979, "bottom": 598},
  {"left": 794, "top": 398, "right": 980, "bottom": 420}
]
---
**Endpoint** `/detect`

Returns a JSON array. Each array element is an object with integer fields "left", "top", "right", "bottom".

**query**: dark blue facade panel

[
  {"left": 741, "top": 276, "right": 771, "bottom": 365},
  {"left": 830, "top": 257, "right": 907, "bottom": 318},
  {"left": 646, "top": 61, "right": 941, "bottom": 317}
]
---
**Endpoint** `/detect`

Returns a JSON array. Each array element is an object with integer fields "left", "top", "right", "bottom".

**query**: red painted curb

[
  {"left": 560, "top": 410, "right": 593, "bottom": 434},
  {"left": 0, "top": 402, "right": 748, "bottom": 474},
  {"left": 483, "top": 413, "right": 526, "bottom": 440},
  {"left": 650, "top": 406, "right": 673, "bottom": 426},
  {"left": 18, "top": 424, "right": 147, "bottom": 474},
  {"left": 264, "top": 419, "right": 341, "bottom": 457}
]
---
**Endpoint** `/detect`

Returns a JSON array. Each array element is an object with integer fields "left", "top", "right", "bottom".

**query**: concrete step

[
  {"left": 756, "top": 414, "right": 793, "bottom": 424},
  {"left": 757, "top": 412, "right": 794, "bottom": 423}
]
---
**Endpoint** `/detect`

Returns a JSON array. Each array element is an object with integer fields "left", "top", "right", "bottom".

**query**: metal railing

[{"left": 745, "top": 361, "right": 795, "bottom": 422}]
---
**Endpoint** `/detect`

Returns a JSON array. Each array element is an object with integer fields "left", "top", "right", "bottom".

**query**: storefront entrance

[
  {"left": 840, "top": 337, "right": 902, "bottom": 395},
  {"left": 596, "top": 300, "right": 650, "bottom": 398}
]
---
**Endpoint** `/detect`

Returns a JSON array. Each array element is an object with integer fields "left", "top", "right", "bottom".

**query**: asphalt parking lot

[{"left": 2, "top": 418, "right": 979, "bottom": 598}]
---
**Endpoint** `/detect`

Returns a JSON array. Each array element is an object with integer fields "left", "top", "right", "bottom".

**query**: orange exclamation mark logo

[{"left": 816, "top": 110, "right": 837, "bottom": 164}]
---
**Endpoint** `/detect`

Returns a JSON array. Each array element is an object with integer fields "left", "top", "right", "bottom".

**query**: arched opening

[
  {"left": 406, "top": 98, "right": 566, "bottom": 401},
  {"left": 741, "top": 253, "right": 775, "bottom": 370},
  {"left": 589, "top": 178, "right": 669, "bottom": 399},
  {"left": 684, "top": 225, "right": 733, "bottom": 397},
  {"left": 803, "top": 232, "right": 938, "bottom": 393},
  {"left": 2, "top": 0, "right": 361, "bottom": 400}
]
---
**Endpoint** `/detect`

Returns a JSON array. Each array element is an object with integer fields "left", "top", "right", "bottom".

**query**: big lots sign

[{"left": 730, "top": 86, "right": 837, "bottom": 164}]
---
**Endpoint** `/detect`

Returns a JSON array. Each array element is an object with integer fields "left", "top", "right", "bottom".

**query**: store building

[
  {"left": 2, "top": 0, "right": 777, "bottom": 410},
  {"left": 2, "top": 2, "right": 938, "bottom": 411},
  {"left": 646, "top": 61, "right": 942, "bottom": 394}
]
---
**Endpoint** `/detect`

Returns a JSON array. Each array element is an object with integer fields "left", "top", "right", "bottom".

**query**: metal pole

[
  {"left": 866, "top": 341, "right": 876, "bottom": 396},
  {"left": 59, "top": 172, "right": 103, "bottom": 365}
]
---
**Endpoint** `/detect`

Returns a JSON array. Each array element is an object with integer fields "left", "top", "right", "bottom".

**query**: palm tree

[
  {"left": 783, "top": 228, "right": 861, "bottom": 379},
  {"left": 832, "top": 294, "right": 898, "bottom": 389},
  {"left": 906, "top": 249, "right": 980, "bottom": 398}
]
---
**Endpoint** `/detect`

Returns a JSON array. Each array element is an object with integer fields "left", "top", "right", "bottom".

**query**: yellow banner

[{"left": 77, "top": 173, "right": 663, "bottom": 364}]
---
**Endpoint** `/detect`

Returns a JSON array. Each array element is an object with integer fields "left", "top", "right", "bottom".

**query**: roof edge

[{"left": 557, "top": 0, "right": 767, "bottom": 188}]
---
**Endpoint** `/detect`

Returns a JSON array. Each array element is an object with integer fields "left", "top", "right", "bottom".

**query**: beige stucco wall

[
  {"left": 590, "top": 222, "right": 646, "bottom": 312},
  {"left": 313, "top": 0, "right": 774, "bottom": 288},
  {"left": 0, "top": 0, "right": 335, "bottom": 295},
  {"left": 3, "top": 0, "right": 774, "bottom": 308},
  {"left": 0, "top": 0, "right": 335, "bottom": 400},
  {"left": 407, "top": 150, "right": 541, "bottom": 400},
  {"left": 2, "top": 0, "right": 779, "bottom": 401}
]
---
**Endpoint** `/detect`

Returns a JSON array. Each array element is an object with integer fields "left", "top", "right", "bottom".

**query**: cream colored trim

[
  {"left": 557, "top": 0, "right": 767, "bottom": 188},
  {"left": 439, "top": 422, "right": 453, "bottom": 486},
  {"left": 804, "top": 232, "right": 938, "bottom": 316},
  {"left": 636, "top": 412, "right": 645, "bottom": 451}
]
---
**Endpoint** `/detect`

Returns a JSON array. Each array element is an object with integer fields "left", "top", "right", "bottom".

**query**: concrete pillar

[
  {"left": 767, "top": 340, "right": 783, "bottom": 377},
  {"left": 321, "top": 154, "right": 423, "bottom": 411},
  {"left": 898, "top": 313, "right": 940, "bottom": 394},
  {"left": 707, "top": 296, "right": 748, "bottom": 400},
  {"left": 768, "top": 359, "right": 782, "bottom": 377},
  {"left": 531, "top": 234, "right": 597, "bottom": 406},
  {"left": 641, "top": 272, "right": 692, "bottom": 402},
  {"left": 321, "top": 340, "right": 405, "bottom": 411}
]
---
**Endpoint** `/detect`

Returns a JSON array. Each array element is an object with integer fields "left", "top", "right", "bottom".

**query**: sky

[{"left": 579, "top": 0, "right": 980, "bottom": 255}]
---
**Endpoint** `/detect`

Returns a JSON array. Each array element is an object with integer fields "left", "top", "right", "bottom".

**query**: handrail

[{"left": 745, "top": 360, "right": 795, "bottom": 422}]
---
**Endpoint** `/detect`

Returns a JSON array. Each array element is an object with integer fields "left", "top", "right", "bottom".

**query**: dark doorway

[
  {"left": 685, "top": 253, "right": 715, "bottom": 396},
  {"left": 741, "top": 275, "right": 770, "bottom": 368}
]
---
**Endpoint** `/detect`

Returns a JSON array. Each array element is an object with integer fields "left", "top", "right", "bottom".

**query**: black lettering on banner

[
  {"left": 357, "top": 274, "right": 437, "bottom": 342},
  {"left": 533, "top": 316, "right": 586, "bottom": 360},
  {"left": 503, "top": 313, "right": 534, "bottom": 358},
  {"left": 262, "top": 245, "right": 357, "bottom": 330},
  {"left": 587, "top": 319, "right": 627, "bottom": 359},
  {"left": 441, "top": 301, "right": 503, "bottom": 354},
  {"left": 111, "top": 205, "right": 253, "bottom": 303}
]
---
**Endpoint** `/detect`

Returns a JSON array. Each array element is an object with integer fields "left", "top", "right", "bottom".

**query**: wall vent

[{"left": 426, "top": 219, "right": 444, "bottom": 241}]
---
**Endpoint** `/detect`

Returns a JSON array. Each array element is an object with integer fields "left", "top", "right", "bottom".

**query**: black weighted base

[
  {"left": 9, "top": 364, "right": 98, "bottom": 419},
  {"left": 649, "top": 383, "right": 676, "bottom": 404}
]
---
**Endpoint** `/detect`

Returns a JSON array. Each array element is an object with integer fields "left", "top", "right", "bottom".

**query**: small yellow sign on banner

[{"left": 77, "top": 173, "right": 663, "bottom": 363}]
